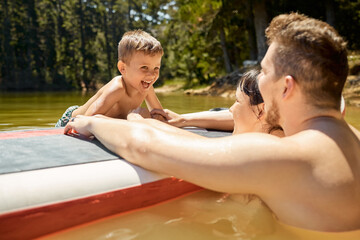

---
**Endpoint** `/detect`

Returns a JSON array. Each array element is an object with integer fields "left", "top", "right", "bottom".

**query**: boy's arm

[
  {"left": 144, "top": 86, "right": 163, "bottom": 111},
  {"left": 144, "top": 86, "right": 165, "bottom": 121},
  {"left": 84, "top": 88, "right": 122, "bottom": 116}
]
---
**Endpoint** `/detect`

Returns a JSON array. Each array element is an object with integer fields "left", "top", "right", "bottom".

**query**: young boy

[{"left": 55, "top": 30, "right": 164, "bottom": 127}]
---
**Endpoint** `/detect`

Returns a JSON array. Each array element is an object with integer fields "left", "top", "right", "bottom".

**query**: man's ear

[
  {"left": 282, "top": 75, "right": 296, "bottom": 99},
  {"left": 117, "top": 61, "right": 126, "bottom": 75},
  {"left": 257, "top": 103, "right": 265, "bottom": 119}
]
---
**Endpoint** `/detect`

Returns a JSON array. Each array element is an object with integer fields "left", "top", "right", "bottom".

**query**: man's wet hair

[{"left": 265, "top": 12, "right": 348, "bottom": 110}]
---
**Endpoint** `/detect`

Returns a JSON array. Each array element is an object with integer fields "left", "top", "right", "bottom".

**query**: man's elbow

[{"left": 115, "top": 125, "right": 154, "bottom": 159}]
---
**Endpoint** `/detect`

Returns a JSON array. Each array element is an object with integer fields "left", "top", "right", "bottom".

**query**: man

[{"left": 64, "top": 13, "right": 360, "bottom": 232}]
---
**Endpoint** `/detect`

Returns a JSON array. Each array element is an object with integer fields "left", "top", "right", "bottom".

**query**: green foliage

[
  {"left": 0, "top": 0, "right": 359, "bottom": 91},
  {"left": 336, "top": 0, "right": 360, "bottom": 50}
]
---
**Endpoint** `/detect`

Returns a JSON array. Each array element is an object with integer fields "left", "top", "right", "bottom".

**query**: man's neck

[{"left": 281, "top": 106, "right": 342, "bottom": 136}]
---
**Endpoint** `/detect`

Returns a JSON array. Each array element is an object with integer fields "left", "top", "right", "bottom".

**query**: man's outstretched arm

[{"left": 64, "top": 115, "right": 301, "bottom": 196}]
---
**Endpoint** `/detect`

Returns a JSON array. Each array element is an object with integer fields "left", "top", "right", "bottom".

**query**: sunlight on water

[
  {"left": 0, "top": 91, "right": 359, "bottom": 131},
  {"left": 43, "top": 190, "right": 360, "bottom": 240},
  {"left": 44, "top": 191, "right": 279, "bottom": 240}
]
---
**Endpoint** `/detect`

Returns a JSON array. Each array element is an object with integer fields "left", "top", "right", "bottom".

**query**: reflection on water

[
  {"left": 0, "top": 91, "right": 235, "bottom": 131},
  {"left": 0, "top": 91, "right": 359, "bottom": 131},
  {"left": 43, "top": 190, "right": 360, "bottom": 240},
  {"left": 44, "top": 191, "right": 278, "bottom": 240}
]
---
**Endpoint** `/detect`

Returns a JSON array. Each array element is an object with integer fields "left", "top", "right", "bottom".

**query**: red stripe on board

[
  {"left": 0, "top": 128, "right": 64, "bottom": 140},
  {"left": 0, "top": 178, "right": 202, "bottom": 240}
]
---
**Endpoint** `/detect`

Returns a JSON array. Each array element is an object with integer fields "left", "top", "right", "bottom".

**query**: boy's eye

[{"left": 141, "top": 66, "right": 148, "bottom": 70}]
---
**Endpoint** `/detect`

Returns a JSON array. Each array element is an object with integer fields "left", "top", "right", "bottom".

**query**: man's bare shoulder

[
  {"left": 232, "top": 126, "right": 358, "bottom": 178},
  {"left": 287, "top": 127, "right": 358, "bottom": 159},
  {"left": 288, "top": 124, "right": 359, "bottom": 179}
]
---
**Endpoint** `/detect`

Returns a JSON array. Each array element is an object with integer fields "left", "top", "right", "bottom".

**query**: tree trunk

[
  {"left": 253, "top": 0, "right": 268, "bottom": 62},
  {"left": 27, "top": 0, "right": 44, "bottom": 89},
  {"left": 78, "top": 0, "right": 89, "bottom": 90},
  {"left": 2, "top": 0, "right": 14, "bottom": 89},
  {"left": 325, "top": 0, "right": 336, "bottom": 28},
  {"left": 219, "top": 27, "right": 233, "bottom": 73},
  {"left": 128, "top": 0, "right": 133, "bottom": 29},
  {"left": 103, "top": 10, "right": 112, "bottom": 81},
  {"left": 56, "top": 0, "right": 64, "bottom": 46},
  {"left": 245, "top": 0, "right": 258, "bottom": 61}
]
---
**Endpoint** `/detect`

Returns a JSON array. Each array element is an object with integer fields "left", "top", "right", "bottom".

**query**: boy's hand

[
  {"left": 151, "top": 112, "right": 167, "bottom": 122},
  {"left": 150, "top": 109, "right": 186, "bottom": 127},
  {"left": 64, "top": 115, "right": 94, "bottom": 139}
]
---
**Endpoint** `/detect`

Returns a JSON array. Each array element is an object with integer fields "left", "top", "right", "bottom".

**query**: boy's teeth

[{"left": 142, "top": 81, "right": 150, "bottom": 88}]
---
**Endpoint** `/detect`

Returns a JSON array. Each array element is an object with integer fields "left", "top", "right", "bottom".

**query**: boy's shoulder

[
  {"left": 105, "top": 76, "right": 125, "bottom": 91},
  {"left": 98, "top": 76, "right": 126, "bottom": 100}
]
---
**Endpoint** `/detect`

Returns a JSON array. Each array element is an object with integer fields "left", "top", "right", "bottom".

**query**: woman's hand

[{"left": 150, "top": 109, "right": 186, "bottom": 127}]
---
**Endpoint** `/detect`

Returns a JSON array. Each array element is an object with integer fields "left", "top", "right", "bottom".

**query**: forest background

[{"left": 0, "top": 0, "right": 359, "bottom": 92}]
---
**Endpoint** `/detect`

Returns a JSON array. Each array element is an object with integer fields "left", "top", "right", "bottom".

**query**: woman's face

[{"left": 230, "top": 87, "right": 262, "bottom": 135}]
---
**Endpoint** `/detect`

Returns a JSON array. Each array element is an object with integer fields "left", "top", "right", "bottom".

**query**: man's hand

[
  {"left": 64, "top": 115, "right": 94, "bottom": 139},
  {"left": 127, "top": 112, "right": 144, "bottom": 121}
]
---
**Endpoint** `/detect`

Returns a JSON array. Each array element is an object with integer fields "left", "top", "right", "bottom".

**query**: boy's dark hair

[{"left": 118, "top": 30, "right": 163, "bottom": 63}]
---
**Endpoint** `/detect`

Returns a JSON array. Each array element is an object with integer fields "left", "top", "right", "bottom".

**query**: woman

[{"left": 152, "top": 69, "right": 283, "bottom": 136}]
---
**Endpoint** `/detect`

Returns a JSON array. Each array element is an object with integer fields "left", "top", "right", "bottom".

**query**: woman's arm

[{"left": 151, "top": 109, "right": 234, "bottom": 131}]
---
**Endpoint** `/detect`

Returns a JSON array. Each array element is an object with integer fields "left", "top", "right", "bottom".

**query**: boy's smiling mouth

[{"left": 141, "top": 80, "right": 152, "bottom": 89}]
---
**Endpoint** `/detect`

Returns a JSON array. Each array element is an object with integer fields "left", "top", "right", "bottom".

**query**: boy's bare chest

[{"left": 107, "top": 95, "right": 145, "bottom": 119}]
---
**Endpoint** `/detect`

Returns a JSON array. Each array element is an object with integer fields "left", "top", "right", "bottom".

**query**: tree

[
  {"left": 253, "top": 0, "right": 269, "bottom": 62},
  {"left": 0, "top": 0, "right": 359, "bottom": 91}
]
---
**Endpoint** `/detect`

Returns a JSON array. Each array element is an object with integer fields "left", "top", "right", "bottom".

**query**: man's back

[{"left": 264, "top": 117, "right": 360, "bottom": 231}]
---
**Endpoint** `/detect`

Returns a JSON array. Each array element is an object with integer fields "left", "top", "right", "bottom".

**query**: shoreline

[{"left": 155, "top": 75, "right": 360, "bottom": 108}]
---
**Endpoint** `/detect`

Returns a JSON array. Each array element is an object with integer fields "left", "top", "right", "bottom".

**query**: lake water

[
  {"left": 0, "top": 91, "right": 359, "bottom": 131},
  {"left": 1, "top": 91, "right": 360, "bottom": 240},
  {"left": 0, "top": 91, "right": 235, "bottom": 131}
]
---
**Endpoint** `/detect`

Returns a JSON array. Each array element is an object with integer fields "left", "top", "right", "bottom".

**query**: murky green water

[
  {"left": 0, "top": 91, "right": 235, "bottom": 131},
  {"left": 2, "top": 91, "right": 360, "bottom": 239},
  {"left": 0, "top": 91, "right": 359, "bottom": 131}
]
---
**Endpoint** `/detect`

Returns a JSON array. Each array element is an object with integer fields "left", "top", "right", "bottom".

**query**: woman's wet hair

[
  {"left": 238, "top": 69, "right": 263, "bottom": 106},
  {"left": 238, "top": 69, "right": 283, "bottom": 134}
]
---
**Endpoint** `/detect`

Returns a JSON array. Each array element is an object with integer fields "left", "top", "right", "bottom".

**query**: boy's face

[{"left": 119, "top": 52, "right": 162, "bottom": 94}]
